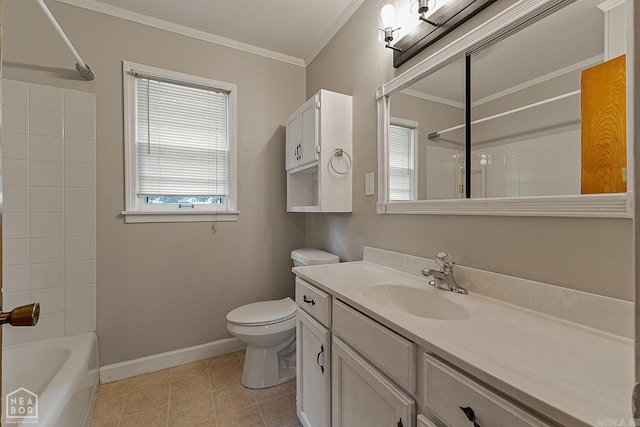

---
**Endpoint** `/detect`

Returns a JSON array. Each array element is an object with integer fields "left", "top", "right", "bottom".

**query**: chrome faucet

[{"left": 420, "top": 252, "right": 468, "bottom": 294}]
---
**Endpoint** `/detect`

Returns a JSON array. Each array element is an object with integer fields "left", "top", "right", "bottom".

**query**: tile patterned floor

[{"left": 90, "top": 350, "right": 302, "bottom": 427}]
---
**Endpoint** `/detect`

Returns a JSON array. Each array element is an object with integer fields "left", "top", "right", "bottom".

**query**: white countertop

[{"left": 293, "top": 261, "right": 633, "bottom": 427}]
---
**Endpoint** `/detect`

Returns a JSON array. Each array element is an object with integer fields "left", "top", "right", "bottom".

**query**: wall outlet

[{"left": 365, "top": 172, "right": 375, "bottom": 196}]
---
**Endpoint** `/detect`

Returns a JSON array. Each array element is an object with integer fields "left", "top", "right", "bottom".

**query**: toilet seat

[{"left": 226, "top": 297, "right": 296, "bottom": 326}]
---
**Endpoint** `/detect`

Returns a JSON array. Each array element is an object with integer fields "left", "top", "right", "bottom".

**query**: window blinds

[
  {"left": 135, "top": 75, "right": 229, "bottom": 197},
  {"left": 388, "top": 123, "right": 415, "bottom": 201}
]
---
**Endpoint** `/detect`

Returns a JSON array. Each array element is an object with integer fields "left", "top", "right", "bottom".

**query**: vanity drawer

[
  {"left": 424, "top": 354, "right": 551, "bottom": 427},
  {"left": 332, "top": 299, "right": 416, "bottom": 393},
  {"left": 295, "top": 278, "right": 331, "bottom": 327}
]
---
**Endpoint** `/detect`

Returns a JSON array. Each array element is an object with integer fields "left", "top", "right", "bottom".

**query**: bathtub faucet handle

[{"left": 0, "top": 302, "right": 40, "bottom": 327}]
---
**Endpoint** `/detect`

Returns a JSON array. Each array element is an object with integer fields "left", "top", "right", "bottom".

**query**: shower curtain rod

[
  {"left": 34, "top": 0, "right": 95, "bottom": 81},
  {"left": 427, "top": 90, "right": 580, "bottom": 140}
]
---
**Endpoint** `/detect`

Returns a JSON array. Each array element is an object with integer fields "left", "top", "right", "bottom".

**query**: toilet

[{"left": 226, "top": 248, "right": 339, "bottom": 389}]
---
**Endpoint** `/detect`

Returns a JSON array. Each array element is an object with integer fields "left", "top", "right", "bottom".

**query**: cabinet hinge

[
  {"left": 316, "top": 145, "right": 321, "bottom": 154},
  {"left": 316, "top": 101, "right": 321, "bottom": 109}
]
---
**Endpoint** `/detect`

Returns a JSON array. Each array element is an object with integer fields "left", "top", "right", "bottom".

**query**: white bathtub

[{"left": 2, "top": 333, "right": 99, "bottom": 427}]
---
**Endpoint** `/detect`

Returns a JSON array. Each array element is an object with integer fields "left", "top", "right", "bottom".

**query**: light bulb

[{"left": 380, "top": 4, "right": 396, "bottom": 29}]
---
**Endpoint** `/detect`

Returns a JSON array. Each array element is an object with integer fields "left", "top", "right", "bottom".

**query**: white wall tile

[
  {"left": 3, "top": 265, "right": 30, "bottom": 292},
  {"left": 4, "top": 186, "right": 30, "bottom": 212},
  {"left": 65, "top": 308, "right": 96, "bottom": 336},
  {"left": 3, "top": 159, "right": 29, "bottom": 186},
  {"left": 3, "top": 80, "right": 28, "bottom": 108},
  {"left": 3, "top": 213, "right": 30, "bottom": 239},
  {"left": 3, "top": 291, "right": 31, "bottom": 309},
  {"left": 31, "top": 212, "right": 64, "bottom": 238},
  {"left": 3, "top": 328, "right": 30, "bottom": 347},
  {"left": 64, "top": 89, "right": 95, "bottom": 116},
  {"left": 535, "top": 182, "right": 555, "bottom": 196},
  {"left": 3, "top": 239, "right": 29, "bottom": 266},
  {"left": 31, "top": 238, "right": 64, "bottom": 264},
  {"left": 65, "top": 188, "right": 95, "bottom": 212},
  {"left": 3, "top": 106, "right": 29, "bottom": 133},
  {"left": 30, "top": 135, "right": 64, "bottom": 162},
  {"left": 555, "top": 180, "right": 576, "bottom": 196},
  {"left": 65, "top": 284, "right": 96, "bottom": 310},
  {"left": 65, "top": 261, "right": 96, "bottom": 285},
  {"left": 64, "top": 113, "right": 95, "bottom": 140},
  {"left": 65, "top": 163, "right": 95, "bottom": 188},
  {"left": 65, "top": 138, "right": 96, "bottom": 163},
  {"left": 31, "top": 312, "right": 65, "bottom": 341},
  {"left": 29, "top": 84, "right": 63, "bottom": 112},
  {"left": 31, "top": 287, "right": 64, "bottom": 314},
  {"left": 29, "top": 109, "right": 63, "bottom": 137},
  {"left": 65, "top": 236, "right": 96, "bottom": 261},
  {"left": 30, "top": 161, "right": 64, "bottom": 187},
  {"left": 64, "top": 212, "right": 96, "bottom": 237},
  {"left": 30, "top": 187, "right": 64, "bottom": 212},
  {"left": 31, "top": 262, "right": 64, "bottom": 289},
  {"left": 3, "top": 132, "right": 29, "bottom": 159}
]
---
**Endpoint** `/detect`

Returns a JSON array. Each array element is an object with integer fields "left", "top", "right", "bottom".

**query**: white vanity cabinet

[
  {"left": 296, "top": 278, "right": 332, "bottom": 427},
  {"left": 332, "top": 336, "right": 415, "bottom": 427},
  {"left": 286, "top": 89, "right": 352, "bottom": 213},
  {"left": 294, "top": 273, "right": 556, "bottom": 427}
]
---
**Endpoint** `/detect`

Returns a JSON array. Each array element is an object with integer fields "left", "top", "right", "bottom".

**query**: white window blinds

[
  {"left": 388, "top": 123, "right": 416, "bottom": 201},
  {"left": 135, "top": 75, "right": 229, "bottom": 197}
]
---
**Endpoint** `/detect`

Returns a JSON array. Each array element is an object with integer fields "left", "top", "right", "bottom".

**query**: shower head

[{"left": 76, "top": 63, "right": 95, "bottom": 81}]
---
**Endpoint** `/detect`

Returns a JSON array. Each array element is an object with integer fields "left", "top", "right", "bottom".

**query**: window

[
  {"left": 122, "top": 62, "right": 237, "bottom": 223},
  {"left": 388, "top": 119, "right": 418, "bottom": 201}
]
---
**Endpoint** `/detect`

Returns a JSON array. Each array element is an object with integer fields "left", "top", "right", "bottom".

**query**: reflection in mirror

[
  {"left": 387, "top": 0, "right": 627, "bottom": 201},
  {"left": 389, "top": 56, "right": 465, "bottom": 200}
]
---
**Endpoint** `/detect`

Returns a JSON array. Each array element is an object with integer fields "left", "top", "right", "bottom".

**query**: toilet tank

[{"left": 291, "top": 248, "right": 339, "bottom": 267}]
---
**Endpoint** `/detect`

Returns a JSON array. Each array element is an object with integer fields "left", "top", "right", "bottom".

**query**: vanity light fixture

[
  {"left": 411, "top": 0, "right": 440, "bottom": 26},
  {"left": 379, "top": 4, "right": 402, "bottom": 52}
]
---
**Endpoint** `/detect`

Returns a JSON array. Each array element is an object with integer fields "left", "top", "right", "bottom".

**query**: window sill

[{"left": 121, "top": 210, "right": 239, "bottom": 223}]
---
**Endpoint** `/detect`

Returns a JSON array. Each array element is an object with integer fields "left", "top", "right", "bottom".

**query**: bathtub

[{"left": 2, "top": 333, "right": 99, "bottom": 427}]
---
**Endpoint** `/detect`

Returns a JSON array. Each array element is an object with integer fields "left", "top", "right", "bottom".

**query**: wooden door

[
  {"left": 296, "top": 308, "right": 330, "bottom": 427},
  {"left": 581, "top": 55, "right": 627, "bottom": 194}
]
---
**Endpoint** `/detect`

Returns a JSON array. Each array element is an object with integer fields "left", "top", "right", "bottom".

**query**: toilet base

[{"left": 241, "top": 337, "right": 296, "bottom": 389}]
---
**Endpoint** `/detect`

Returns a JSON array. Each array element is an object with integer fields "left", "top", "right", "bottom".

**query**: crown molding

[
  {"left": 55, "top": 0, "right": 306, "bottom": 67},
  {"left": 597, "top": 0, "right": 625, "bottom": 12},
  {"left": 400, "top": 88, "right": 465, "bottom": 108},
  {"left": 304, "top": 0, "right": 367, "bottom": 66}
]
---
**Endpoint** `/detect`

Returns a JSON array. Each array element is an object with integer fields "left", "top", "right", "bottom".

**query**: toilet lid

[{"left": 227, "top": 297, "right": 296, "bottom": 326}]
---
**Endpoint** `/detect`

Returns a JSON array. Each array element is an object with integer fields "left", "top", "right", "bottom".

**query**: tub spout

[{"left": 0, "top": 303, "right": 40, "bottom": 326}]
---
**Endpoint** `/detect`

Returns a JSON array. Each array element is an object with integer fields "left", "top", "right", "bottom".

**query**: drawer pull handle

[
  {"left": 316, "top": 344, "right": 325, "bottom": 374},
  {"left": 459, "top": 407, "right": 482, "bottom": 427},
  {"left": 303, "top": 295, "right": 316, "bottom": 305},
  {"left": 397, "top": 418, "right": 404, "bottom": 427}
]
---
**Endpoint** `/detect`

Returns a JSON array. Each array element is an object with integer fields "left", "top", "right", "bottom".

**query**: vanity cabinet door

[
  {"left": 332, "top": 336, "right": 415, "bottom": 427},
  {"left": 297, "top": 308, "right": 330, "bottom": 427}
]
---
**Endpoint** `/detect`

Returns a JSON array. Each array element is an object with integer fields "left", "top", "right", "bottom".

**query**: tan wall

[
  {"left": 306, "top": 0, "right": 633, "bottom": 301},
  {"left": 3, "top": 0, "right": 306, "bottom": 364}
]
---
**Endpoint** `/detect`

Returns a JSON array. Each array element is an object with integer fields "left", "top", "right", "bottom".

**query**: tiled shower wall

[
  {"left": 425, "top": 129, "right": 581, "bottom": 199},
  {"left": 2, "top": 80, "right": 96, "bottom": 345}
]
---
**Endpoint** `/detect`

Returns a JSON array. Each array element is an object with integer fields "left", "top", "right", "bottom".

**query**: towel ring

[{"left": 330, "top": 148, "right": 352, "bottom": 175}]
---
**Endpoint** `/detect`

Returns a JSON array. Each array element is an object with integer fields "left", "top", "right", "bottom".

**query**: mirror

[{"left": 379, "top": 0, "right": 631, "bottom": 217}]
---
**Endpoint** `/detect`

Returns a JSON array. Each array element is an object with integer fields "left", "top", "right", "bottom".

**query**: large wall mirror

[{"left": 377, "top": 0, "right": 632, "bottom": 217}]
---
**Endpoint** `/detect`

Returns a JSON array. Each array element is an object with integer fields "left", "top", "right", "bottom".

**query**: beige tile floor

[{"left": 90, "top": 350, "right": 302, "bottom": 427}]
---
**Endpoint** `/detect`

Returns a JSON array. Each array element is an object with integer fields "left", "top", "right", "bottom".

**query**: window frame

[
  {"left": 121, "top": 61, "right": 238, "bottom": 223},
  {"left": 389, "top": 117, "right": 419, "bottom": 201}
]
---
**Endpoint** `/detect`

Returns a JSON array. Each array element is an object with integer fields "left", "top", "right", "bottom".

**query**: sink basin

[{"left": 363, "top": 285, "right": 471, "bottom": 320}]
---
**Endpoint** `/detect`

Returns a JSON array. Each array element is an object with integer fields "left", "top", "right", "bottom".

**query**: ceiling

[
  {"left": 56, "top": 0, "right": 365, "bottom": 66},
  {"left": 403, "top": 0, "right": 605, "bottom": 105}
]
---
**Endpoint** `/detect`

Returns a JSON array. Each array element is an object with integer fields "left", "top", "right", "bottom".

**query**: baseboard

[{"left": 99, "top": 337, "right": 246, "bottom": 383}]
